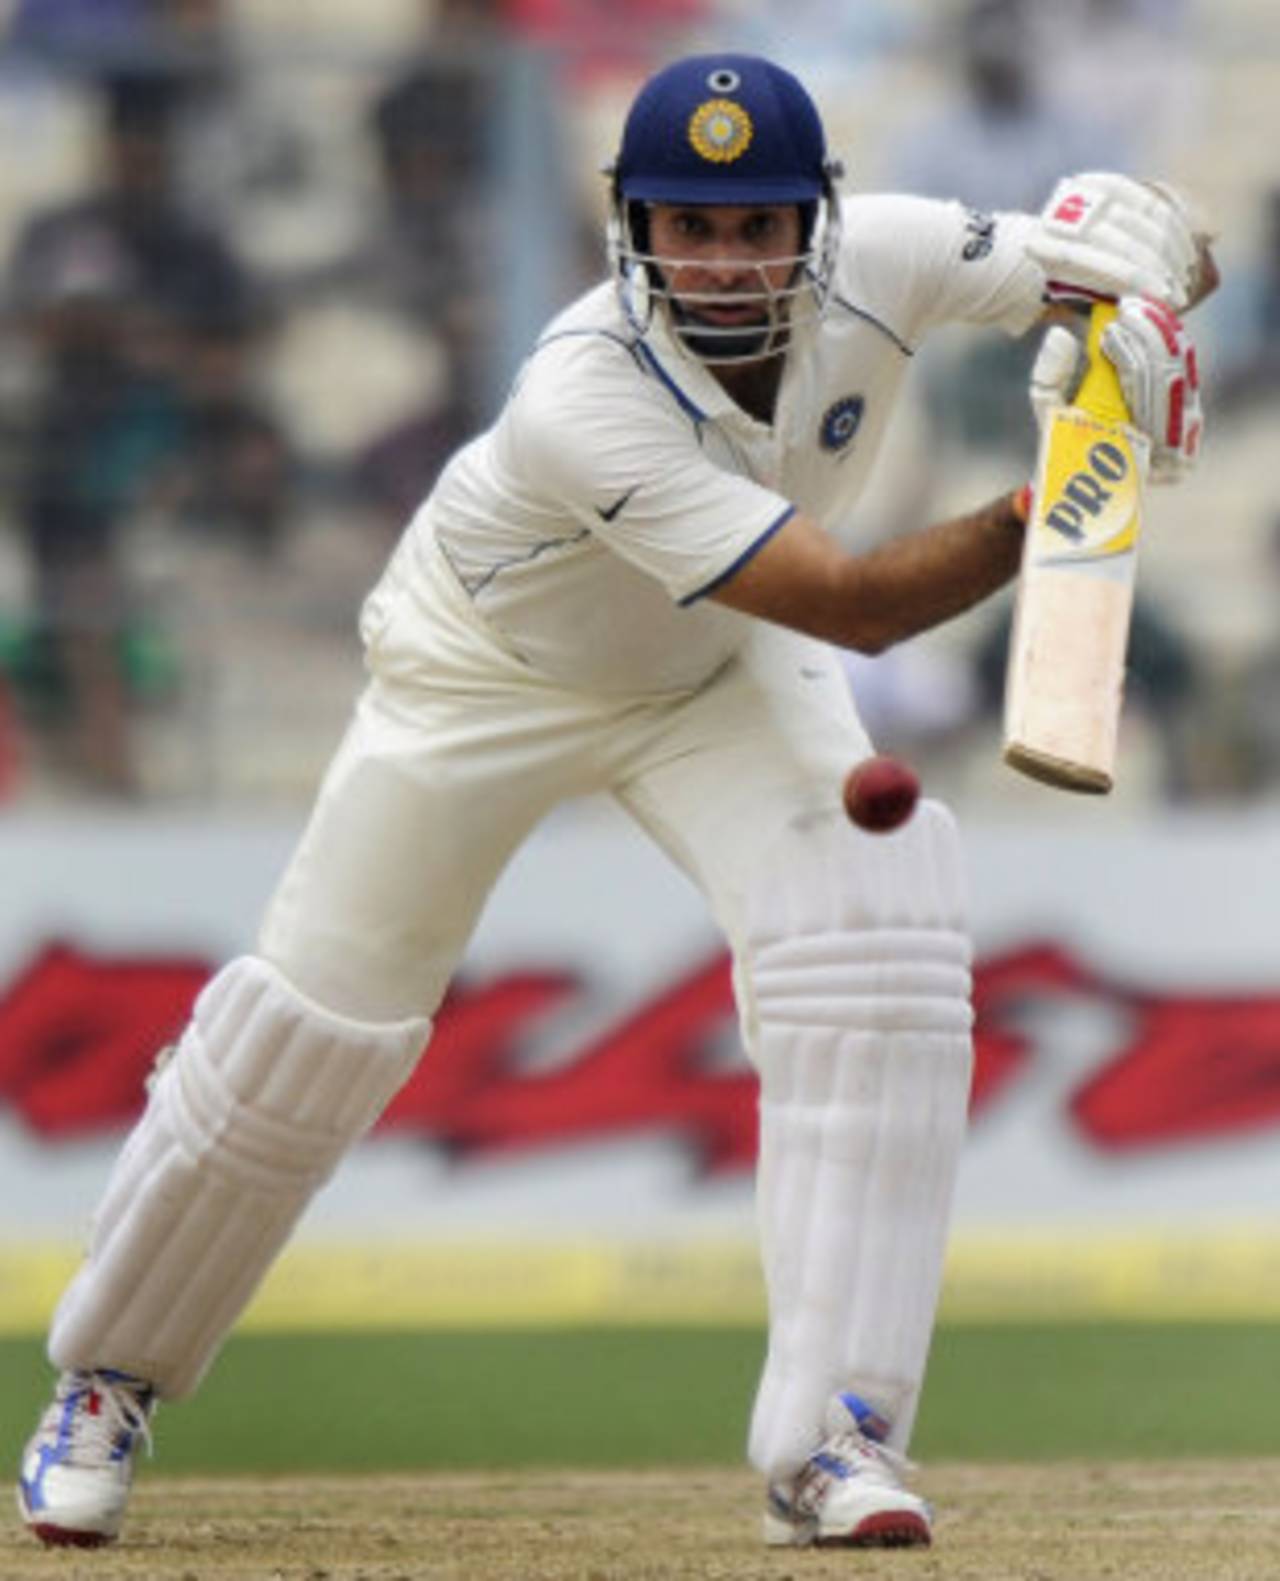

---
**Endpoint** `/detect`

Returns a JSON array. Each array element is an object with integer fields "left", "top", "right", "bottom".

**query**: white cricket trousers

[
  {"left": 255, "top": 538, "right": 974, "bottom": 1480},
  {"left": 258, "top": 535, "right": 873, "bottom": 1024}
]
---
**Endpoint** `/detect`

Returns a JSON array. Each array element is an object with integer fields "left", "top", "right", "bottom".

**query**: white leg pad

[
  {"left": 745, "top": 800, "right": 974, "bottom": 1480},
  {"left": 49, "top": 956, "right": 429, "bottom": 1398}
]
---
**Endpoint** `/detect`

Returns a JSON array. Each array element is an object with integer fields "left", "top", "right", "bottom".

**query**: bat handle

[{"left": 1072, "top": 301, "right": 1131, "bottom": 426}]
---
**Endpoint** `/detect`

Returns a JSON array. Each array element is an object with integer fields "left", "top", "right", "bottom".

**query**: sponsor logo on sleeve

[{"left": 962, "top": 208, "right": 997, "bottom": 261}]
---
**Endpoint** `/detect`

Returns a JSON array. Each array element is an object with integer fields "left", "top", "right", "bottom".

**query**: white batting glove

[
  {"left": 1027, "top": 299, "right": 1202, "bottom": 485},
  {"left": 1100, "top": 296, "right": 1204, "bottom": 484},
  {"left": 1026, "top": 172, "right": 1202, "bottom": 311},
  {"left": 1028, "top": 322, "right": 1086, "bottom": 433}
]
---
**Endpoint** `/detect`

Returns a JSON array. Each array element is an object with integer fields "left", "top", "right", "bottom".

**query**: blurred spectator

[
  {"left": 10, "top": 0, "right": 341, "bottom": 282},
  {"left": 289, "top": 0, "right": 510, "bottom": 530},
  {"left": 505, "top": 0, "right": 710, "bottom": 83},
  {"left": 5, "top": 0, "right": 150, "bottom": 65},
  {"left": 889, "top": 0, "right": 1132, "bottom": 458},
  {"left": 348, "top": 320, "right": 477, "bottom": 533},
  {"left": 366, "top": 0, "right": 499, "bottom": 360},
  {"left": 2, "top": 66, "right": 290, "bottom": 794},
  {"left": 707, "top": 0, "right": 900, "bottom": 65},
  {"left": 1216, "top": 187, "right": 1280, "bottom": 415},
  {"left": 149, "top": 0, "right": 325, "bottom": 272},
  {"left": 892, "top": 0, "right": 1128, "bottom": 215},
  {"left": 263, "top": 0, "right": 502, "bottom": 537},
  {"left": 0, "top": 670, "right": 21, "bottom": 798},
  {"left": 1192, "top": 514, "right": 1280, "bottom": 799},
  {"left": 1036, "top": 0, "right": 1198, "bottom": 175}
]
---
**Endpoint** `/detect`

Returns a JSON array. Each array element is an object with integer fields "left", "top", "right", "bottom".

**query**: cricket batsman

[{"left": 18, "top": 51, "right": 1210, "bottom": 1550}]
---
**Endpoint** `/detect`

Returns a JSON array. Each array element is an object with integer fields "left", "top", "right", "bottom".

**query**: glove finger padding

[
  {"left": 1029, "top": 322, "right": 1085, "bottom": 432},
  {"left": 1101, "top": 296, "right": 1203, "bottom": 483},
  {"left": 1027, "top": 172, "right": 1201, "bottom": 311}
]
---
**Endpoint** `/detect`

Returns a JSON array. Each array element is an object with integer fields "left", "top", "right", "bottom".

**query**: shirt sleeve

[
  {"left": 842, "top": 194, "right": 1047, "bottom": 346},
  {"left": 509, "top": 337, "right": 796, "bottom": 605}
]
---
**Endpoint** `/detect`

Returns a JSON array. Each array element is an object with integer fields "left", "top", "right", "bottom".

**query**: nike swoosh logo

[{"left": 596, "top": 486, "right": 638, "bottom": 523}]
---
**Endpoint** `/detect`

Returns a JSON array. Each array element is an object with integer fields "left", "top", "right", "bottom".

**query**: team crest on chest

[
  {"left": 688, "top": 98, "right": 753, "bottom": 164},
  {"left": 819, "top": 394, "right": 865, "bottom": 453}
]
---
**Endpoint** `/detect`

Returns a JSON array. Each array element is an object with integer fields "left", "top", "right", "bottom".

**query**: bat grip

[{"left": 1072, "top": 301, "right": 1131, "bottom": 426}]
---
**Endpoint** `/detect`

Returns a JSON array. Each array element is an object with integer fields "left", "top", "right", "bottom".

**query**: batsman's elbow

[{"left": 840, "top": 622, "right": 895, "bottom": 657}]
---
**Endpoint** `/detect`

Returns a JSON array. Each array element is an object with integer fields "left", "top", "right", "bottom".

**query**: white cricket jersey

[{"left": 398, "top": 193, "right": 1045, "bottom": 695}]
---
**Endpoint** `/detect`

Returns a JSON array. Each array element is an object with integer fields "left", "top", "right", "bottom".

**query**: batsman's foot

[
  {"left": 18, "top": 1368, "right": 155, "bottom": 1547},
  {"left": 762, "top": 1391, "right": 932, "bottom": 1549}
]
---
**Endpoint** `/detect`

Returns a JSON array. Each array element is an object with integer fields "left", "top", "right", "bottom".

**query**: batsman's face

[{"left": 647, "top": 203, "right": 804, "bottom": 330}]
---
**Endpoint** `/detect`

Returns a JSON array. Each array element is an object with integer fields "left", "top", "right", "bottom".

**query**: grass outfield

[{"left": 4, "top": 1323, "right": 1280, "bottom": 1472}]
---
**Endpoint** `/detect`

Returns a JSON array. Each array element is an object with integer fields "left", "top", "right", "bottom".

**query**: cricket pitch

[{"left": 5, "top": 1461, "right": 1279, "bottom": 1578}]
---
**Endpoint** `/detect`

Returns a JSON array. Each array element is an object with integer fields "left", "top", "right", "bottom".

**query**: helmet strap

[{"left": 626, "top": 199, "right": 651, "bottom": 254}]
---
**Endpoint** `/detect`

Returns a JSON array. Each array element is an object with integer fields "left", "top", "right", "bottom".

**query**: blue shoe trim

[
  {"left": 837, "top": 1391, "right": 892, "bottom": 1444},
  {"left": 21, "top": 1380, "right": 89, "bottom": 1513},
  {"left": 20, "top": 1371, "right": 152, "bottom": 1510}
]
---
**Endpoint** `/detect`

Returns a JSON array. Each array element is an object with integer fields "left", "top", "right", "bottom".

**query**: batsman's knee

[{"left": 738, "top": 798, "right": 974, "bottom": 1065}]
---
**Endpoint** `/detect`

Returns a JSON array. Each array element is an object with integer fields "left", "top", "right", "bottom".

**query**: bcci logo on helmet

[
  {"left": 611, "top": 52, "right": 837, "bottom": 206},
  {"left": 688, "top": 99, "right": 754, "bottom": 165}
]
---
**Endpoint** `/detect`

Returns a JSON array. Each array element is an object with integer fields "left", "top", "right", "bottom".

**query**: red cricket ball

[{"left": 842, "top": 755, "right": 921, "bottom": 833}]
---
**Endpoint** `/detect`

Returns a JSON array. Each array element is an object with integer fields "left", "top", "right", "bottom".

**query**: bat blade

[{"left": 1003, "top": 308, "right": 1146, "bottom": 794}]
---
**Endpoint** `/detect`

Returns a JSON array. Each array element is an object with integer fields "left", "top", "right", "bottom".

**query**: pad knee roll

[
  {"left": 50, "top": 956, "right": 429, "bottom": 1398},
  {"left": 745, "top": 797, "right": 971, "bottom": 1063},
  {"left": 744, "top": 801, "right": 974, "bottom": 1478}
]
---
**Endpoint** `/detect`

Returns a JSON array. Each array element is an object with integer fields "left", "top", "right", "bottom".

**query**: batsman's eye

[
  {"left": 671, "top": 212, "right": 712, "bottom": 241},
  {"left": 741, "top": 213, "right": 778, "bottom": 243}
]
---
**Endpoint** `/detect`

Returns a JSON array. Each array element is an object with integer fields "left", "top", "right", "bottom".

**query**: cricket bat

[{"left": 1003, "top": 301, "right": 1147, "bottom": 794}]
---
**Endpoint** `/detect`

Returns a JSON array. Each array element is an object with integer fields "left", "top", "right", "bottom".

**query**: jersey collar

[
  {"left": 638, "top": 301, "right": 818, "bottom": 432},
  {"left": 637, "top": 309, "right": 753, "bottom": 425}
]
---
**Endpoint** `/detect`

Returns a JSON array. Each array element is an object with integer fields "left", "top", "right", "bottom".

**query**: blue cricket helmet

[
  {"left": 613, "top": 52, "right": 838, "bottom": 206},
  {"left": 606, "top": 54, "right": 846, "bottom": 365}
]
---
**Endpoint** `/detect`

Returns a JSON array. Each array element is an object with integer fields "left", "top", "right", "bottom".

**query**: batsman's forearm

[
  {"left": 709, "top": 490, "right": 1028, "bottom": 651},
  {"left": 817, "top": 491, "right": 1027, "bottom": 653}
]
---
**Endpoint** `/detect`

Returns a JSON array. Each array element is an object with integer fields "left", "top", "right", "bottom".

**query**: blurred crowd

[{"left": 0, "top": 0, "right": 1275, "bottom": 811}]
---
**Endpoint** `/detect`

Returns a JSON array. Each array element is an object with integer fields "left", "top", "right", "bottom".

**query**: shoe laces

[
  {"left": 776, "top": 1424, "right": 918, "bottom": 1524},
  {"left": 56, "top": 1371, "right": 155, "bottom": 1464},
  {"left": 818, "top": 1425, "right": 916, "bottom": 1489}
]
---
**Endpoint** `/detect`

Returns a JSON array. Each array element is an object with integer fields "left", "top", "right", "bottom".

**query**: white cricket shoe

[
  {"left": 762, "top": 1391, "right": 932, "bottom": 1548},
  {"left": 17, "top": 1369, "right": 155, "bottom": 1547}
]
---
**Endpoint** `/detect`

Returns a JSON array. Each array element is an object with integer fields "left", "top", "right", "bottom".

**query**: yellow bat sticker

[{"left": 1029, "top": 407, "right": 1143, "bottom": 566}]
